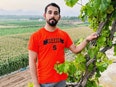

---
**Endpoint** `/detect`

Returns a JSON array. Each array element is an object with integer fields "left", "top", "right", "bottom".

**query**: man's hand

[
  {"left": 86, "top": 33, "right": 98, "bottom": 42},
  {"left": 34, "top": 84, "right": 41, "bottom": 87}
]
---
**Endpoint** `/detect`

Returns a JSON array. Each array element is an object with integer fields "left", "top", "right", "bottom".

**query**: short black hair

[{"left": 45, "top": 3, "right": 60, "bottom": 14}]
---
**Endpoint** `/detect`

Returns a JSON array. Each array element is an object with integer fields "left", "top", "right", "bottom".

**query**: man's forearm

[
  {"left": 29, "top": 59, "right": 39, "bottom": 85},
  {"left": 69, "top": 39, "right": 89, "bottom": 54},
  {"left": 76, "top": 39, "right": 88, "bottom": 53}
]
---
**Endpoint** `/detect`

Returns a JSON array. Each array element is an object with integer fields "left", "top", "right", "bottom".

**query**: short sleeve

[
  {"left": 28, "top": 33, "right": 39, "bottom": 53},
  {"left": 65, "top": 33, "right": 73, "bottom": 48}
]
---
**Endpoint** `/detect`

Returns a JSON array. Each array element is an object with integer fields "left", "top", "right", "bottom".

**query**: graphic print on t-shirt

[{"left": 43, "top": 38, "right": 64, "bottom": 50}]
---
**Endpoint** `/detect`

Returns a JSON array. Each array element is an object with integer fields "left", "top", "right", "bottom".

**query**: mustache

[{"left": 49, "top": 18, "right": 56, "bottom": 21}]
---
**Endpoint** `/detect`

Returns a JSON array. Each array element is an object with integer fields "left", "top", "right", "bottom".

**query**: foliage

[
  {"left": 28, "top": 82, "right": 34, "bottom": 87},
  {"left": 64, "top": 0, "right": 79, "bottom": 7},
  {"left": 55, "top": 0, "right": 116, "bottom": 86},
  {"left": 0, "top": 54, "right": 28, "bottom": 76},
  {"left": 55, "top": 39, "right": 112, "bottom": 86}
]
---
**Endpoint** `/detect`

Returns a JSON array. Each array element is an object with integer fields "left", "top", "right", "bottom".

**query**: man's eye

[
  {"left": 48, "top": 11, "right": 52, "bottom": 14},
  {"left": 54, "top": 12, "right": 59, "bottom": 15}
]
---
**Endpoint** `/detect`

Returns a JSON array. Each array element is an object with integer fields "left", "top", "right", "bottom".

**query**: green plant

[
  {"left": 28, "top": 82, "right": 34, "bottom": 87},
  {"left": 55, "top": 0, "right": 116, "bottom": 86},
  {"left": 0, "top": 54, "right": 28, "bottom": 76}
]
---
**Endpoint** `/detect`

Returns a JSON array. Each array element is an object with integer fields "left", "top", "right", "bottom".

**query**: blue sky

[{"left": 0, "top": 0, "right": 88, "bottom": 16}]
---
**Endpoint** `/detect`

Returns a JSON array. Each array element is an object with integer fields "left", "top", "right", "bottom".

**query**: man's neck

[{"left": 44, "top": 23, "right": 57, "bottom": 32}]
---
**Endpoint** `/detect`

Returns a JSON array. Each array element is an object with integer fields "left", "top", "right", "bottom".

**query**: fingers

[
  {"left": 94, "top": 32, "right": 99, "bottom": 37},
  {"left": 92, "top": 32, "right": 99, "bottom": 38}
]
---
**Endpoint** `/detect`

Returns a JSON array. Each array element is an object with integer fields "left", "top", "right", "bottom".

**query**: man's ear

[
  {"left": 59, "top": 15, "right": 61, "bottom": 20},
  {"left": 43, "top": 13, "right": 46, "bottom": 18}
]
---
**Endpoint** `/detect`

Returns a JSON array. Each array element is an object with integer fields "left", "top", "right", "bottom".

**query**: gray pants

[{"left": 40, "top": 80, "right": 66, "bottom": 87}]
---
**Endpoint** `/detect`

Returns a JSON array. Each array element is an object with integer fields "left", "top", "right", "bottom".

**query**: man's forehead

[{"left": 47, "top": 6, "right": 59, "bottom": 12}]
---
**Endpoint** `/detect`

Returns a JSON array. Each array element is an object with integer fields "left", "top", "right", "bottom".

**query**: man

[{"left": 28, "top": 3, "right": 98, "bottom": 87}]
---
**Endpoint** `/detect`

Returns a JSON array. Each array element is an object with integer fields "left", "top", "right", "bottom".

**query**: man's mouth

[
  {"left": 49, "top": 18, "right": 56, "bottom": 23},
  {"left": 50, "top": 19, "right": 55, "bottom": 23},
  {"left": 47, "top": 18, "right": 58, "bottom": 26}
]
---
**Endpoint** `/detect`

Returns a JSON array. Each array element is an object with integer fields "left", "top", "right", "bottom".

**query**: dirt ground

[{"left": 0, "top": 69, "right": 32, "bottom": 87}]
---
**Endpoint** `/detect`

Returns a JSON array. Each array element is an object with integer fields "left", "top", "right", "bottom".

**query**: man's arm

[
  {"left": 29, "top": 50, "right": 40, "bottom": 87},
  {"left": 69, "top": 33, "right": 98, "bottom": 54}
]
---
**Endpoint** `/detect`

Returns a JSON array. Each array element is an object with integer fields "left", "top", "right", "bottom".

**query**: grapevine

[{"left": 55, "top": 0, "right": 116, "bottom": 87}]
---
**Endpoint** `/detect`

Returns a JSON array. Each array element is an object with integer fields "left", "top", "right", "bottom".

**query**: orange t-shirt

[{"left": 28, "top": 27, "right": 73, "bottom": 84}]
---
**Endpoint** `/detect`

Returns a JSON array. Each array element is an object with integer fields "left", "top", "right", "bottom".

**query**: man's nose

[{"left": 51, "top": 13, "right": 55, "bottom": 17}]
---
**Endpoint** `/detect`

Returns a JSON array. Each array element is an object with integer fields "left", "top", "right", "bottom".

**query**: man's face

[{"left": 44, "top": 6, "right": 60, "bottom": 26}]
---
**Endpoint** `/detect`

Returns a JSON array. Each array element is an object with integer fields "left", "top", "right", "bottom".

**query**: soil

[{"left": 0, "top": 69, "right": 32, "bottom": 87}]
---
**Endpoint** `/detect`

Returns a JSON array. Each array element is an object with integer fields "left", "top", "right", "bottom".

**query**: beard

[{"left": 47, "top": 18, "right": 58, "bottom": 27}]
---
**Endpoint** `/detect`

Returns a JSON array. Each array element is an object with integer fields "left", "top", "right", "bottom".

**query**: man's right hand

[{"left": 34, "top": 84, "right": 41, "bottom": 87}]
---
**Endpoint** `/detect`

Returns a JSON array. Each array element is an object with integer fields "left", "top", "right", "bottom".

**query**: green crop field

[
  {"left": 0, "top": 15, "right": 93, "bottom": 76},
  {"left": 0, "top": 27, "right": 93, "bottom": 61},
  {"left": 0, "top": 20, "right": 44, "bottom": 36}
]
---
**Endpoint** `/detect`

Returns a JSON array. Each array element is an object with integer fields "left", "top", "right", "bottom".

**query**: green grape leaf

[
  {"left": 28, "top": 82, "right": 34, "bottom": 87},
  {"left": 114, "top": 44, "right": 116, "bottom": 56},
  {"left": 107, "top": 5, "right": 114, "bottom": 14},
  {"left": 96, "top": 70, "right": 101, "bottom": 78},
  {"left": 96, "top": 52, "right": 104, "bottom": 59},
  {"left": 55, "top": 63, "right": 65, "bottom": 74},
  {"left": 69, "top": 63, "right": 77, "bottom": 74},
  {"left": 87, "top": 47, "right": 98, "bottom": 58},
  {"left": 114, "top": 32, "right": 116, "bottom": 37},
  {"left": 64, "top": 61, "right": 70, "bottom": 73},
  {"left": 78, "top": 63, "right": 86, "bottom": 71},
  {"left": 98, "top": 0, "right": 110, "bottom": 14},
  {"left": 96, "top": 62, "right": 108, "bottom": 72},
  {"left": 107, "top": 0, "right": 111, "bottom": 3},
  {"left": 64, "top": 0, "right": 79, "bottom": 7}
]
